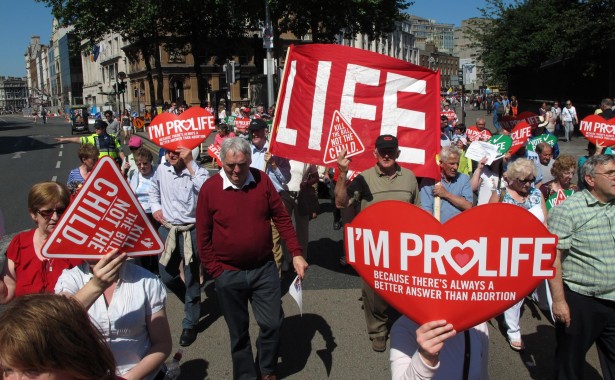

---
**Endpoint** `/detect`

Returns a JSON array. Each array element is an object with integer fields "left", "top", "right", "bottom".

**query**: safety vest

[{"left": 80, "top": 133, "right": 120, "bottom": 158}]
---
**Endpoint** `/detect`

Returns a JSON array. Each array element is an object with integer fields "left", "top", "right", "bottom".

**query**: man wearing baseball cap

[{"left": 335, "top": 134, "right": 420, "bottom": 352}]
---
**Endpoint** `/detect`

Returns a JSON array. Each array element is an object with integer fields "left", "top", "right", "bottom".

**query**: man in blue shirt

[{"left": 420, "top": 146, "right": 473, "bottom": 223}]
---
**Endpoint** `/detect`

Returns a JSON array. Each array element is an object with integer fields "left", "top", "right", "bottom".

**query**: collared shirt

[
  {"left": 419, "top": 173, "right": 473, "bottom": 223},
  {"left": 250, "top": 141, "right": 291, "bottom": 193},
  {"left": 548, "top": 190, "right": 615, "bottom": 300},
  {"left": 149, "top": 160, "right": 209, "bottom": 224},
  {"left": 348, "top": 164, "right": 421, "bottom": 210},
  {"left": 221, "top": 169, "right": 256, "bottom": 190},
  {"left": 55, "top": 262, "right": 166, "bottom": 378}
]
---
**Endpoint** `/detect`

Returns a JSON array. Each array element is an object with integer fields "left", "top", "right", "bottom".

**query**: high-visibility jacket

[{"left": 80, "top": 133, "right": 121, "bottom": 159}]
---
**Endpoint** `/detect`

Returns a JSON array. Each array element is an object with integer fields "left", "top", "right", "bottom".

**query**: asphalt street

[{"left": 0, "top": 110, "right": 603, "bottom": 379}]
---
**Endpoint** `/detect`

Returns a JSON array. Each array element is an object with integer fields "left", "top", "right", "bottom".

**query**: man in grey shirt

[{"left": 104, "top": 110, "right": 121, "bottom": 138}]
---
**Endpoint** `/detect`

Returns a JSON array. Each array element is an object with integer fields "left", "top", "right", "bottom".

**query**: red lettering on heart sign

[
  {"left": 345, "top": 201, "right": 557, "bottom": 332},
  {"left": 148, "top": 107, "right": 215, "bottom": 151}
]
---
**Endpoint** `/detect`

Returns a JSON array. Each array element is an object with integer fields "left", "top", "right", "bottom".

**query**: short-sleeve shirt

[
  {"left": 420, "top": 173, "right": 473, "bottom": 223},
  {"left": 548, "top": 190, "right": 615, "bottom": 300},
  {"left": 347, "top": 165, "right": 420, "bottom": 210},
  {"left": 55, "top": 262, "right": 166, "bottom": 376}
]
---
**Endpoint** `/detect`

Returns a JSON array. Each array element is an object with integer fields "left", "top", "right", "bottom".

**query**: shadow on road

[
  {"left": 278, "top": 313, "right": 337, "bottom": 378},
  {"left": 198, "top": 281, "right": 222, "bottom": 333},
  {"left": 178, "top": 358, "right": 209, "bottom": 380},
  {"left": 0, "top": 135, "right": 57, "bottom": 155}
]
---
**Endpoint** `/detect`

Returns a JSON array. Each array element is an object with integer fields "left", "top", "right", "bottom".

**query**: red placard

[
  {"left": 270, "top": 44, "right": 441, "bottom": 180},
  {"left": 508, "top": 121, "right": 533, "bottom": 155},
  {"left": 466, "top": 126, "right": 492, "bottom": 142},
  {"left": 345, "top": 201, "right": 557, "bottom": 332},
  {"left": 208, "top": 143, "right": 222, "bottom": 167},
  {"left": 42, "top": 156, "right": 164, "bottom": 259},
  {"left": 500, "top": 111, "right": 541, "bottom": 131},
  {"left": 579, "top": 115, "right": 615, "bottom": 146},
  {"left": 147, "top": 107, "right": 215, "bottom": 151},
  {"left": 323, "top": 110, "right": 366, "bottom": 163},
  {"left": 234, "top": 117, "right": 251, "bottom": 134}
]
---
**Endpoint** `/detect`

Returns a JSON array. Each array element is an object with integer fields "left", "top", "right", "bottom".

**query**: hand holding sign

[
  {"left": 345, "top": 201, "right": 557, "bottom": 332},
  {"left": 416, "top": 320, "right": 456, "bottom": 366},
  {"left": 90, "top": 249, "right": 128, "bottom": 291},
  {"left": 579, "top": 115, "right": 615, "bottom": 146},
  {"left": 336, "top": 148, "right": 351, "bottom": 173}
]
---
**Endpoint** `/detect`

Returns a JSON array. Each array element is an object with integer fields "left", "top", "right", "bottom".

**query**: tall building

[
  {"left": 338, "top": 20, "right": 420, "bottom": 65},
  {"left": 406, "top": 15, "right": 454, "bottom": 55},
  {"left": 0, "top": 77, "right": 28, "bottom": 113},
  {"left": 453, "top": 18, "right": 491, "bottom": 91},
  {"left": 24, "top": 36, "right": 50, "bottom": 110}
]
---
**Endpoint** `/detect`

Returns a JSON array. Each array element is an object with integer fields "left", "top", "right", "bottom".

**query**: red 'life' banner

[{"left": 269, "top": 44, "right": 441, "bottom": 179}]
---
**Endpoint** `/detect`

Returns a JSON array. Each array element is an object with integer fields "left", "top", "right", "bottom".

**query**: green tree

[{"left": 471, "top": 0, "right": 615, "bottom": 86}]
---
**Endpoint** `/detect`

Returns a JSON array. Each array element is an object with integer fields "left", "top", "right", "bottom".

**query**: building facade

[
  {"left": 407, "top": 15, "right": 454, "bottom": 55},
  {"left": 453, "top": 18, "right": 491, "bottom": 92},
  {"left": 0, "top": 77, "right": 28, "bottom": 113}
]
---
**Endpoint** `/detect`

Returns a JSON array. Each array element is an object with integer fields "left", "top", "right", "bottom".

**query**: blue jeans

[
  {"left": 157, "top": 226, "right": 201, "bottom": 329},
  {"left": 215, "top": 261, "right": 283, "bottom": 380}
]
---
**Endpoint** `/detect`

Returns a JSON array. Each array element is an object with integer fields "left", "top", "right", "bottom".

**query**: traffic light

[
  {"left": 223, "top": 62, "right": 232, "bottom": 85},
  {"left": 231, "top": 61, "right": 241, "bottom": 83},
  {"left": 119, "top": 82, "right": 126, "bottom": 94}
]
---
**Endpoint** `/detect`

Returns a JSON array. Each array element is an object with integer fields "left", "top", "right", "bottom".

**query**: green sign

[
  {"left": 546, "top": 189, "right": 575, "bottom": 211},
  {"left": 487, "top": 134, "right": 513, "bottom": 156},
  {"left": 527, "top": 134, "right": 558, "bottom": 152}
]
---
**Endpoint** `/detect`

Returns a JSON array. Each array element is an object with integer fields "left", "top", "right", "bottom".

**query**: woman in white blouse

[{"left": 56, "top": 249, "right": 172, "bottom": 380}]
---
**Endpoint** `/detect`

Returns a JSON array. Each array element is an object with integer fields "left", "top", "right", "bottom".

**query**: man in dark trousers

[{"left": 196, "top": 137, "right": 308, "bottom": 380}]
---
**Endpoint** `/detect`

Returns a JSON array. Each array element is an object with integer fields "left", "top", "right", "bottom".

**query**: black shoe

[
  {"left": 180, "top": 328, "right": 197, "bottom": 346},
  {"left": 333, "top": 221, "right": 342, "bottom": 230}
]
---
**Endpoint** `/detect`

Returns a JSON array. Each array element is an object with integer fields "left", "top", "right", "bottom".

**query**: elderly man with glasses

[{"left": 548, "top": 155, "right": 615, "bottom": 378}]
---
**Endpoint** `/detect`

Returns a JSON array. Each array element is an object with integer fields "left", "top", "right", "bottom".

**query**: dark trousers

[
  {"left": 555, "top": 287, "right": 615, "bottom": 379},
  {"left": 215, "top": 261, "right": 283, "bottom": 380},
  {"left": 362, "top": 279, "right": 389, "bottom": 339},
  {"left": 157, "top": 226, "right": 201, "bottom": 329}
]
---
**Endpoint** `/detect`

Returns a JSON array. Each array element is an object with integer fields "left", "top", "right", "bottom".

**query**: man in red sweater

[{"left": 196, "top": 137, "right": 308, "bottom": 380}]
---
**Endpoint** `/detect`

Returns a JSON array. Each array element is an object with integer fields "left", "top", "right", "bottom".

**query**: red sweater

[{"left": 196, "top": 168, "right": 302, "bottom": 278}]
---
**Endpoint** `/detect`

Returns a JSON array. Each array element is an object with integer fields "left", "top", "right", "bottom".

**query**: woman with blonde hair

[{"left": 0, "top": 293, "right": 117, "bottom": 379}]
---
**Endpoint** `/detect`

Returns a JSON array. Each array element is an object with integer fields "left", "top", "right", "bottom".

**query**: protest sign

[
  {"left": 466, "top": 126, "right": 492, "bottom": 142},
  {"left": 208, "top": 143, "right": 222, "bottom": 167},
  {"left": 345, "top": 201, "right": 557, "bottom": 332},
  {"left": 500, "top": 111, "right": 542, "bottom": 131},
  {"left": 508, "top": 121, "right": 533, "bottom": 155},
  {"left": 42, "top": 156, "right": 164, "bottom": 259},
  {"left": 234, "top": 117, "right": 251, "bottom": 134},
  {"left": 527, "top": 134, "right": 558, "bottom": 152},
  {"left": 148, "top": 107, "right": 215, "bottom": 151},
  {"left": 323, "top": 110, "right": 366, "bottom": 163},
  {"left": 546, "top": 189, "right": 575, "bottom": 211},
  {"left": 579, "top": 115, "right": 615, "bottom": 146},
  {"left": 270, "top": 44, "right": 441, "bottom": 179},
  {"left": 487, "top": 134, "right": 513, "bottom": 157}
]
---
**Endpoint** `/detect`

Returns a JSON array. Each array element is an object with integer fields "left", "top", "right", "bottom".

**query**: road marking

[
  {"left": 58, "top": 151, "right": 63, "bottom": 157},
  {"left": 51, "top": 176, "right": 57, "bottom": 182},
  {"left": 12, "top": 151, "right": 26, "bottom": 159},
  {"left": 56, "top": 161, "right": 61, "bottom": 168}
]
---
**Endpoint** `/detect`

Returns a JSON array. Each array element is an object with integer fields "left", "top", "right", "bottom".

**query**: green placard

[
  {"left": 546, "top": 189, "right": 575, "bottom": 211},
  {"left": 487, "top": 134, "right": 513, "bottom": 156},
  {"left": 527, "top": 134, "right": 558, "bottom": 152}
]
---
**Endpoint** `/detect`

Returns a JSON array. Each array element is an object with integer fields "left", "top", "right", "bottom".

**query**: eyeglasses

[
  {"left": 516, "top": 177, "right": 535, "bottom": 184},
  {"left": 36, "top": 208, "right": 66, "bottom": 218},
  {"left": 594, "top": 171, "right": 615, "bottom": 179}
]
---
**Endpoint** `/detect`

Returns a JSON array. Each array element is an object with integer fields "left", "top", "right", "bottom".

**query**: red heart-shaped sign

[
  {"left": 147, "top": 107, "right": 215, "bottom": 151},
  {"left": 508, "top": 121, "right": 533, "bottom": 155},
  {"left": 579, "top": 115, "right": 615, "bottom": 147},
  {"left": 500, "top": 111, "right": 541, "bottom": 131},
  {"left": 345, "top": 201, "right": 557, "bottom": 332}
]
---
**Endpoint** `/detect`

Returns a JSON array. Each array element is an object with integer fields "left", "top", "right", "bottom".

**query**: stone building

[{"left": 0, "top": 77, "right": 28, "bottom": 113}]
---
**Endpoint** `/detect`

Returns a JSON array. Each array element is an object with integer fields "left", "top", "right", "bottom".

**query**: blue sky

[{"left": 0, "top": 0, "right": 487, "bottom": 78}]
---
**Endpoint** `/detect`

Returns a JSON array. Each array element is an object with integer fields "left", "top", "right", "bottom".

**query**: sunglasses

[
  {"left": 36, "top": 207, "right": 66, "bottom": 218},
  {"left": 516, "top": 177, "right": 535, "bottom": 184}
]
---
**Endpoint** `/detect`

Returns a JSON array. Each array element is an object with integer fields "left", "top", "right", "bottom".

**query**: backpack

[{"left": 496, "top": 102, "right": 505, "bottom": 116}]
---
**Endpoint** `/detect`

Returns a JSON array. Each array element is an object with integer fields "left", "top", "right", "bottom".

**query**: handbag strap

[{"left": 462, "top": 330, "right": 471, "bottom": 380}]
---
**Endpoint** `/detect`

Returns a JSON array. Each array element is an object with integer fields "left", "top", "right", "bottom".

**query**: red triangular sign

[
  {"left": 555, "top": 189, "right": 567, "bottom": 204},
  {"left": 42, "top": 156, "right": 164, "bottom": 259},
  {"left": 322, "top": 110, "right": 366, "bottom": 164}
]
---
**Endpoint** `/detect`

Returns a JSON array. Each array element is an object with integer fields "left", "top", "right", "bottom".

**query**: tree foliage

[{"left": 471, "top": 0, "right": 615, "bottom": 86}]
